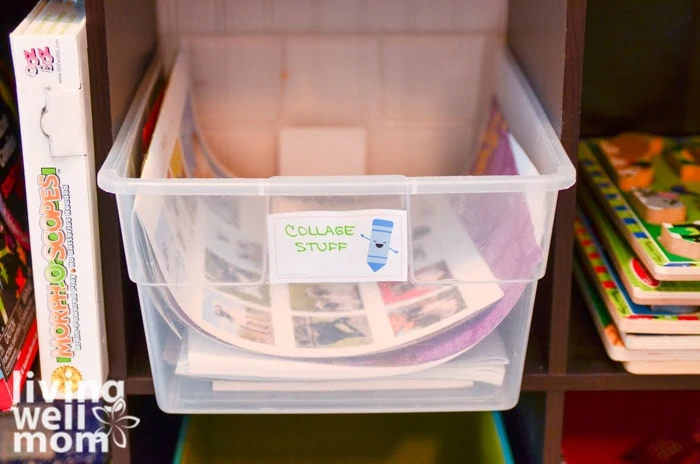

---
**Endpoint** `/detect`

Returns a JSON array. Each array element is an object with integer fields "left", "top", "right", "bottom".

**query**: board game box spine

[{"left": 9, "top": 0, "right": 107, "bottom": 400}]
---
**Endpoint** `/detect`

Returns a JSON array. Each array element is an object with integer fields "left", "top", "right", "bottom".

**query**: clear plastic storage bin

[{"left": 98, "top": 0, "right": 575, "bottom": 414}]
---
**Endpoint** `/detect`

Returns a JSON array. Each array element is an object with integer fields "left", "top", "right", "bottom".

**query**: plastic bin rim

[
  {"left": 97, "top": 42, "right": 576, "bottom": 196},
  {"left": 131, "top": 275, "right": 542, "bottom": 286},
  {"left": 99, "top": 171, "right": 575, "bottom": 196}
]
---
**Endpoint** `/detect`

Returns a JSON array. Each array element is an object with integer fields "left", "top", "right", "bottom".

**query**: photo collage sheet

[
  {"left": 135, "top": 48, "right": 519, "bottom": 363},
  {"left": 184, "top": 195, "right": 503, "bottom": 358}
]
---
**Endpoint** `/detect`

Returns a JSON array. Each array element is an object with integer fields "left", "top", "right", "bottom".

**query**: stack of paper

[{"left": 174, "top": 327, "right": 508, "bottom": 391}]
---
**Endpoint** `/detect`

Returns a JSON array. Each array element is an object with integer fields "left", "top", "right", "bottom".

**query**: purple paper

[
  {"left": 470, "top": 98, "right": 519, "bottom": 176},
  {"left": 453, "top": 96, "right": 543, "bottom": 281}
]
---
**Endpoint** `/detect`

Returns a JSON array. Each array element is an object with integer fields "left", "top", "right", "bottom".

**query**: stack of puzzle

[{"left": 576, "top": 133, "right": 700, "bottom": 375}]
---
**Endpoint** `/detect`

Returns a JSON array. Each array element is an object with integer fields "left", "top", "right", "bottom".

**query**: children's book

[
  {"left": 573, "top": 259, "right": 700, "bottom": 356},
  {"left": 573, "top": 206, "right": 700, "bottom": 335},
  {"left": 578, "top": 187, "right": 700, "bottom": 306},
  {"left": 579, "top": 137, "right": 700, "bottom": 280}
]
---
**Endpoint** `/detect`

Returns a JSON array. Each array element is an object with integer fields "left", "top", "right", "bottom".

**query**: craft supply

[
  {"left": 179, "top": 327, "right": 508, "bottom": 385},
  {"left": 597, "top": 132, "right": 664, "bottom": 191},
  {"left": 470, "top": 98, "right": 519, "bottom": 176}
]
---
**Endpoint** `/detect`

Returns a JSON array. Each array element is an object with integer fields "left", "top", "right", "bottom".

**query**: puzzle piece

[
  {"left": 629, "top": 188, "right": 686, "bottom": 225},
  {"left": 660, "top": 221, "right": 700, "bottom": 260},
  {"left": 665, "top": 146, "right": 700, "bottom": 182},
  {"left": 598, "top": 132, "right": 664, "bottom": 191}
]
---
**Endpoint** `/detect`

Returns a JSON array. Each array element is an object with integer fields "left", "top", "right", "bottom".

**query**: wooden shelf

[
  {"left": 521, "top": 280, "right": 700, "bottom": 393},
  {"left": 126, "top": 370, "right": 154, "bottom": 396},
  {"left": 564, "top": 281, "right": 700, "bottom": 391}
]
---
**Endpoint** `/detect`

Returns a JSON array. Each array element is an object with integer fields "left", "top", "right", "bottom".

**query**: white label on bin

[{"left": 267, "top": 209, "right": 408, "bottom": 283}]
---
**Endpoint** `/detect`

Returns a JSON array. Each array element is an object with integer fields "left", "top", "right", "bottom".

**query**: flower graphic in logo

[{"left": 92, "top": 398, "right": 140, "bottom": 448}]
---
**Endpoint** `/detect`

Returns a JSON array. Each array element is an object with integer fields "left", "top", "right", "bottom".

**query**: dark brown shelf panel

[
  {"left": 522, "top": 280, "right": 700, "bottom": 392},
  {"left": 521, "top": 325, "right": 550, "bottom": 391},
  {"left": 125, "top": 371, "right": 154, "bottom": 395},
  {"left": 125, "top": 314, "right": 155, "bottom": 395}
]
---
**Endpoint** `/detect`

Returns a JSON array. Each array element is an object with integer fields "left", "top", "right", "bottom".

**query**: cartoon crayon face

[{"left": 366, "top": 219, "right": 394, "bottom": 272}]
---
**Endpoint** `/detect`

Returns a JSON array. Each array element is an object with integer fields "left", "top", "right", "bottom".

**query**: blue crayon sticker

[{"left": 361, "top": 218, "right": 399, "bottom": 272}]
